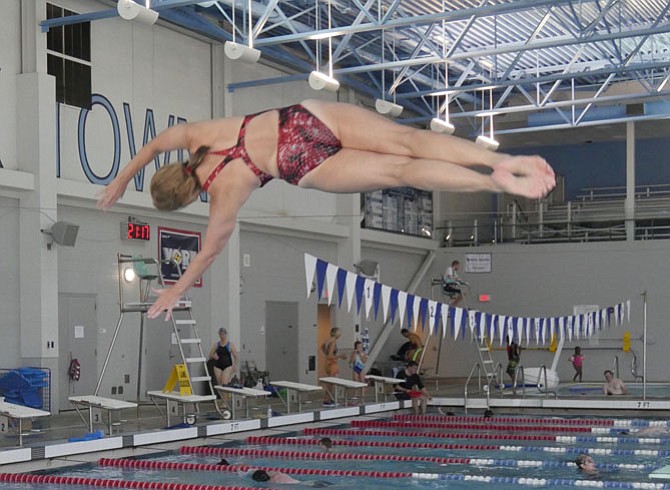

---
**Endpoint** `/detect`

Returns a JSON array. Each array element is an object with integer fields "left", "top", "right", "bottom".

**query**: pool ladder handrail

[
  {"left": 629, "top": 350, "right": 644, "bottom": 382},
  {"left": 511, "top": 364, "right": 526, "bottom": 398},
  {"left": 536, "top": 364, "right": 557, "bottom": 398},
  {"left": 464, "top": 361, "right": 506, "bottom": 414}
]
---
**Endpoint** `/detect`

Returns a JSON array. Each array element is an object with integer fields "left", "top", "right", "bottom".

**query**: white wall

[
  {"left": 0, "top": 1, "right": 20, "bottom": 170},
  {"left": 0, "top": 198, "right": 21, "bottom": 367},
  {"left": 431, "top": 240, "right": 670, "bottom": 382}
]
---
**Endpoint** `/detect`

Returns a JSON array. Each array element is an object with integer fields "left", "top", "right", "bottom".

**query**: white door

[
  {"left": 265, "top": 301, "right": 299, "bottom": 382},
  {"left": 58, "top": 293, "right": 98, "bottom": 411}
]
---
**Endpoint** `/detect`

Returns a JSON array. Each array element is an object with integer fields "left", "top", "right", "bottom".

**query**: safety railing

[{"left": 536, "top": 365, "right": 557, "bottom": 399}]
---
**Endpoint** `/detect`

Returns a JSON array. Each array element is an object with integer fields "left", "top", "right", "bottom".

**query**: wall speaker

[
  {"left": 47, "top": 221, "right": 79, "bottom": 247},
  {"left": 354, "top": 259, "right": 379, "bottom": 277},
  {"left": 224, "top": 41, "right": 261, "bottom": 63}
]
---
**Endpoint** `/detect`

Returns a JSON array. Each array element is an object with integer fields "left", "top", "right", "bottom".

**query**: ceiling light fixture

[
  {"left": 309, "top": 0, "right": 339, "bottom": 92},
  {"left": 117, "top": 0, "right": 158, "bottom": 26},
  {"left": 224, "top": 0, "right": 260, "bottom": 63}
]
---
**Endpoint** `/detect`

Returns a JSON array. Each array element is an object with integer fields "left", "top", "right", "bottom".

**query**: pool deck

[{"left": 2, "top": 379, "right": 669, "bottom": 472}]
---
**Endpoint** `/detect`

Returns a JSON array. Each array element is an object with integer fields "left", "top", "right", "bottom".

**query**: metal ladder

[
  {"left": 96, "top": 254, "right": 218, "bottom": 406},
  {"left": 476, "top": 336, "right": 501, "bottom": 387}
]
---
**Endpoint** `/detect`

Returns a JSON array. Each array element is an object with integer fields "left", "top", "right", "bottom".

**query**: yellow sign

[{"left": 162, "top": 364, "right": 192, "bottom": 395}]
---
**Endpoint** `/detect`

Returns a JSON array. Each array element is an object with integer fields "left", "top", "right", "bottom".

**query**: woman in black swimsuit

[{"left": 208, "top": 327, "right": 239, "bottom": 386}]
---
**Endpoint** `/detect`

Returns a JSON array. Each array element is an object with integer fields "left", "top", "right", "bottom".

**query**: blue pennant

[
  {"left": 315, "top": 259, "right": 328, "bottom": 300},
  {"left": 406, "top": 294, "right": 415, "bottom": 328},
  {"left": 389, "top": 289, "right": 399, "bottom": 324},
  {"left": 336, "top": 268, "right": 347, "bottom": 308},
  {"left": 354, "top": 276, "right": 366, "bottom": 314},
  {"left": 419, "top": 298, "right": 429, "bottom": 331},
  {"left": 373, "top": 283, "right": 382, "bottom": 320}
]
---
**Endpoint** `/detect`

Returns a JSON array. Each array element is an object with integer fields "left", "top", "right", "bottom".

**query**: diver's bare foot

[{"left": 491, "top": 155, "right": 556, "bottom": 199}]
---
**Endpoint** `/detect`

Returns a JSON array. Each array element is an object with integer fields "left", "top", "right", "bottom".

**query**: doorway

[
  {"left": 265, "top": 301, "right": 299, "bottom": 382},
  {"left": 58, "top": 293, "right": 98, "bottom": 411}
]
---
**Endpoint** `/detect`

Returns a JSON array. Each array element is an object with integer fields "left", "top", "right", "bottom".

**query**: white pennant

[
  {"left": 441, "top": 305, "right": 450, "bottom": 339},
  {"left": 345, "top": 271, "right": 357, "bottom": 312},
  {"left": 453, "top": 307, "right": 463, "bottom": 340},
  {"left": 428, "top": 300, "right": 438, "bottom": 335},
  {"left": 506, "top": 317, "right": 513, "bottom": 344},
  {"left": 468, "top": 310, "right": 477, "bottom": 335},
  {"left": 412, "top": 297, "right": 421, "bottom": 330},
  {"left": 479, "top": 313, "right": 487, "bottom": 342},
  {"left": 304, "top": 254, "right": 317, "bottom": 298},
  {"left": 489, "top": 315, "right": 496, "bottom": 344},
  {"left": 626, "top": 299, "right": 631, "bottom": 322},
  {"left": 397, "top": 291, "right": 408, "bottom": 328},
  {"left": 614, "top": 304, "right": 620, "bottom": 326},
  {"left": 540, "top": 318, "right": 547, "bottom": 345},
  {"left": 534, "top": 318, "right": 541, "bottom": 345},
  {"left": 550, "top": 318, "right": 556, "bottom": 343},
  {"left": 325, "top": 263, "right": 338, "bottom": 305},
  {"left": 600, "top": 309, "right": 607, "bottom": 330},
  {"left": 559, "top": 317, "right": 565, "bottom": 339},
  {"left": 524, "top": 318, "right": 531, "bottom": 345},
  {"left": 363, "top": 278, "right": 375, "bottom": 319},
  {"left": 516, "top": 318, "right": 523, "bottom": 344},
  {"left": 499, "top": 316, "right": 507, "bottom": 345},
  {"left": 381, "top": 285, "right": 392, "bottom": 323}
]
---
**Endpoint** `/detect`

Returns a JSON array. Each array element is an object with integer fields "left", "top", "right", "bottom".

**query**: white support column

[
  {"left": 17, "top": 73, "right": 58, "bottom": 364},
  {"left": 625, "top": 121, "right": 635, "bottom": 241}
]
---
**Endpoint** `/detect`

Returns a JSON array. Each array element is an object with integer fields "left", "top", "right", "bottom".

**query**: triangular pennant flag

[
  {"left": 574, "top": 315, "right": 581, "bottom": 340},
  {"left": 412, "top": 297, "right": 421, "bottom": 330},
  {"left": 381, "top": 285, "right": 392, "bottom": 322},
  {"left": 398, "top": 291, "right": 408, "bottom": 328},
  {"left": 506, "top": 317, "right": 514, "bottom": 344},
  {"left": 372, "top": 282, "right": 382, "bottom": 320},
  {"left": 419, "top": 298, "right": 429, "bottom": 331},
  {"left": 550, "top": 318, "right": 556, "bottom": 342},
  {"left": 488, "top": 314, "right": 495, "bottom": 344},
  {"left": 524, "top": 318, "right": 531, "bottom": 345},
  {"left": 363, "top": 278, "right": 375, "bottom": 319},
  {"left": 428, "top": 300, "right": 438, "bottom": 335},
  {"left": 626, "top": 299, "right": 631, "bottom": 322},
  {"left": 468, "top": 310, "right": 477, "bottom": 335},
  {"left": 389, "top": 289, "right": 399, "bottom": 324},
  {"left": 315, "top": 259, "right": 328, "bottom": 300},
  {"left": 534, "top": 318, "right": 541, "bottom": 345},
  {"left": 515, "top": 318, "right": 523, "bottom": 344},
  {"left": 499, "top": 315, "right": 507, "bottom": 346},
  {"left": 345, "top": 271, "right": 357, "bottom": 312},
  {"left": 336, "top": 268, "right": 347, "bottom": 308},
  {"left": 441, "top": 305, "right": 450, "bottom": 339},
  {"left": 614, "top": 303, "right": 620, "bottom": 326},
  {"left": 325, "top": 263, "right": 338, "bottom": 305},
  {"left": 405, "top": 294, "right": 415, "bottom": 328},
  {"left": 478, "top": 312, "right": 486, "bottom": 342},
  {"left": 355, "top": 275, "right": 366, "bottom": 313},
  {"left": 452, "top": 307, "right": 464, "bottom": 340},
  {"left": 567, "top": 316, "right": 573, "bottom": 341},
  {"left": 541, "top": 318, "right": 548, "bottom": 345},
  {"left": 600, "top": 309, "right": 607, "bottom": 331},
  {"left": 559, "top": 317, "right": 565, "bottom": 339},
  {"left": 428, "top": 301, "right": 442, "bottom": 335},
  {"left": 304, "top": 254, "right": 317, "bottom": 298}
]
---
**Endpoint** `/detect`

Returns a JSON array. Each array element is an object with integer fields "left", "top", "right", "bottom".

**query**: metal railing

[{"left": 536, "top": 365, "right": 557, "bottom": 399}]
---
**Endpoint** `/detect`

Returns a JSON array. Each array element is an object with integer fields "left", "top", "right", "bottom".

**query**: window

[{"left": 46, "top": 3, "right": 91, "bottom": 109}]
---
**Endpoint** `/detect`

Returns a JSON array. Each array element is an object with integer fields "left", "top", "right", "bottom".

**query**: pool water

[
  {"left": 6, "top": 413, "right": 670, "bottom": 489},
  {"left": 556, "top": 382, "right": 670, "bottom": 398}
]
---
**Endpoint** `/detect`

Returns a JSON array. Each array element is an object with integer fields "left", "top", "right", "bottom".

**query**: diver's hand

[
  {"left": 147, "top": 287, "right": 181, "bottom": 321},
  {"left": 97, "top": 177, "right": 128, "bottom": 210}
]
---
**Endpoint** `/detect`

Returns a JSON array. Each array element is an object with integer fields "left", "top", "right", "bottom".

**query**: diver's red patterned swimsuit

[{"left": 202, "top": 104, "right": 342, "bottom": 191}]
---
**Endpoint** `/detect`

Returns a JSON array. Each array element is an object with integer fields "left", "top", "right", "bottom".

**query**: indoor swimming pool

[{"left": 3, "top": 412, "right": 670, "bottom": 489}]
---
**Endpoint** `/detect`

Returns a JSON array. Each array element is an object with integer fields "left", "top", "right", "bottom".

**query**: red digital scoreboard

[{"left": 121, "top": 221, "right": 151, "bottom": 241}]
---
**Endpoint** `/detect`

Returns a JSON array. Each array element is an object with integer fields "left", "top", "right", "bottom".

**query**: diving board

[
  {"left": 147, "top": 391, "right": 215, "bottom": 426},
  {"left": 0, "top": 399, "right": 50, "bottom": 446},
  {"left": 69, "top": 396, "right": 137, "bottom": 436},
  {"left": 214, "top": 386, "right": 270, "bottom": 419},
  {"left": 365, "top": 375, "right": 404, "bottom": 403},
  {"left": 269, "top": 381, "right": 321, "bottom": 413},
  {"left": 319, "top": 377, "right": 367, "bottom": 407}
]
